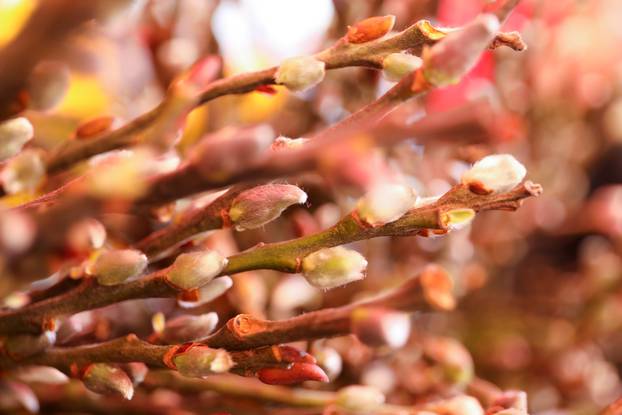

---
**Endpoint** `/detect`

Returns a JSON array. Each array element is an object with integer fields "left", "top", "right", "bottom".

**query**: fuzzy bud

[
  {"left": 346, "top": 15, "right": 396, "bottom": 43},
  {"left": 356, "top": 182, "right": 416, "bottom": 226},
  {"left": 351, "top": 307, "right": 411, "bottom": 348},
  {"left": 167, "top": 251, "right": 228, "bottom": 290},
  {"left": 161, "top": 312, "right": 219, "bottom": 343},
  {"left": 173, "top": 346, "right": 233, "bottom": 377},
  {"left": 382, "top": 53, "right": 423, "bottom": 82},
  {"left": 335, "top": 385, "right": 385, "bottom": 414},
  {"left": 422, "top": 14, "right": 500, "bottom": 87},
  {"left": 461, "top": 154, "right": 526, "bottom": 195},
  {"left": 315, "top": 346, "right": 343, "bottom": 380},
  {"left": 275, "top": 56, "right": 326, "bottom": 92},
  {"left": 425, "top": 395, "right": 484, "bottom": 415},
  {"left": 66, "top": 219, "right": 106, "bottom": 256},
  {"left": 0, "top": 117, "right": 33, "bottom": 161},
  {"left": 27, "top": 61, "right": 70, "bottom": 111},
  {"left": 82, "top": 363, "right": 134, "bottom": 400},
  {"left": 229, "top": 184, "right": 307, "bottom": 231},
  {"left": 120, "top": 362, "right": 149, "bottom": 386},
  {"left": 1, "top": 149, "right": 45, "bottom": 194},
  {"left": 3, "top": 331, "right": 56, "bottom": 360},
  {"left": 302, "top": 246, "right": 367, "bottom": 289},
  {"left": 441, "top": 208, "right": 476, "bottom": 230},
  {"left": 14, "top": 366, "right": 68, "bottom": 385},
  {"left": 178, "top": 276, "right": 233, "bottom": 308},
  {"left": 420, "top": 264, "right": 456, "bottom": 311},
  {"left": 88, "top": 249, "right": 148, "bottom": 286},
  {"left": 272, "top": 136, "right": 309, "bottom": 150}
]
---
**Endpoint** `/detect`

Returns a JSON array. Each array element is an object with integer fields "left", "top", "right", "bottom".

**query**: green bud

[
  {"left": 173, "top": 346, "right": 233, "bottom": 378},
  {"left": 167, "top": 251, "right": 228, "bottom": 290},
  {"left": 88, "top": 249, "right": 148, "bottom": 286},
  {"left": 302, "top": 246, "right": 367, "bottom": 289}
]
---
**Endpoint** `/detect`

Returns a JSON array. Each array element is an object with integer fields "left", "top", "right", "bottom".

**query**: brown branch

[
  {"left": 202, "top": 269, "right": 451, "bottom": 350},
  {"left": 0, "top": 181, "right": 541, "bottom": 335},
  {"left": 42, "top": 19, "right": 521, "bottom": 175},
  {"left": 0, "top": 333, "right": 300, "bottom": 377}
]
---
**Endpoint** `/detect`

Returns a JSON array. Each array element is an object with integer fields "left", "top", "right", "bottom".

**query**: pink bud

[
  {"left": 229, "top": 184, "right": 307, "bottom": 231},
  {"left": 422, "top": 14, "right": 500, "bottom": 87},
  {"left": 257, "top": 362, "right": 329, "bottom": 385},
  {"left": 82, "top": 363, "right": 134, "bottom": 400}
]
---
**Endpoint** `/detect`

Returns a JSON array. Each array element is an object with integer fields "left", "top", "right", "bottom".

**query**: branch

[
  {"left": 202, "top": 267, "right": 453, "bottom": 350},
  {"left": 42, "top": 19, "right": 521, "bottom": 175},
  {"left": 0, "top": 181, "right": 541, "bottom": 335}
]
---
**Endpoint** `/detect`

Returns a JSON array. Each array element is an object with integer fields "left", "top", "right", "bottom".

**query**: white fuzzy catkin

[
  {"left": 356, "top": 182, "right": 416, "bottom": 225},
  {"left": 167, "top": 251, "right": 228, "bottom": 290},
  {"left": 382, "top": 53, "right": 423, "bottom": 82},
  {"left": 335, "top": 385, "right": 385, "bottom": 414},
  {"left": 461, "top": 154, "right": 527, "bottom": 194},
  {"left": 0, "top": 117, "right": 33, "bottom": 161},
  {"left": 275, "top": 56, "right": 326, "bottom": 92},
  {"left": 89, "top": 249, "right": 148, "bottom": 286},
  {"left": 302, "top": 246, "right": 367, "bottom": 289},
  {"left": 1, "top": 149, "right": 45, "bottom": 194}
]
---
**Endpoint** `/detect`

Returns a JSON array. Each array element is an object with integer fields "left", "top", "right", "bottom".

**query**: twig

[{"left": 0, "top": 181, "right": 541, "bottom": 335}]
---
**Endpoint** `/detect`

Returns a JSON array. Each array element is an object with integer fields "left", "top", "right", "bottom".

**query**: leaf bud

[
  {"left": 166, "top": 251, "right": 228, "bottom": 290},
  {"left": 302, "top": 246, "right": 367, "bottom": 289}
]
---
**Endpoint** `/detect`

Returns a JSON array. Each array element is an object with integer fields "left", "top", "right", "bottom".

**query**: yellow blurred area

[
  {"left": 0, "top": 0, "right": 37, "bottom": 46},
  {"left": 56, "top": 73, "right": 109, "bottom": 118}
]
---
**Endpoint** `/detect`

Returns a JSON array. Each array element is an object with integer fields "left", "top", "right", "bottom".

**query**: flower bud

[
  {"left": 257, "top": 362, "right": 329, "bottom": 385},
  {"left": 14, "top": 366, "right": 68, "bottom": 384},
  {"left": 302, "top": 246, "right": 367, "bottom": 289},
  {"left": 420, "top": 264, "right": 456, "bottom": 311},
  {"left": 275, "top": 56, "right": 326, "bottom": 92},
  {"left": 314, "top": 346, "right": 342, "bottom": 380},
  {"left": 425, "top": 395, "right": 484, "bottom": 415},
  {"left": 0, "top": 117, "right": 33, "bottom": 161},
  {"left": 423, "top": 336, "right": 474, "bottom": 386},
  {"left": 461, "top": 154, "right": 526, "bottom": 195},
  {"left": 1, "top": 149, "right": 45, "bottom": 194},
  {"left": 161, "top": 312, "right": 219, "bottom": 343},
  {"left": 88, "top": 249, "right": 148, "bottom": 286},
  {"left": 229, "top": 184, "right": 308, "bottom": 231},
  {"left": 66, "top": 219, "right": 106, "bottom": 256},
  {"left": 356, "top": 182, "right": 416, "bottom": 226},
  {"left": 120, "top": 362, "right": 149, "bottom": 386},
  {"left": 82, "top": 363, "right": 134, "bottom": 400},
  {"left": 346, "top": 15, "right": 396, "bottom": 43},
  {"left": 178, "top": 276, "right": 233, "bottom": 308},
  {"left": 422, "top": 14, "right": 500, "bottom": 87},
  {"left": 382, "top": 53, "right": 423, "bottom": 82},
  {"left": 351, "top": 307, "right": 411, "bottom": 348},
  {"left": 335, "top": 385, "right": 385, "bottom": 414},
  {"left": 441, "top": 208, "right": 476, "bottom": 230},
  {"left": 173, "top": 346, "right": 233, "bottom": 377},
  {"left": 3, "top": 331, "right": 56, "bottom": 360},
  {"left": 27, "top": 61, "right": 70, "bottom": 111},
  {"left": 272, "top": 136, "right": 309, "bottom": 150},
  {"left": 167, "top": 251, "right": 228, "bottom": 290}
]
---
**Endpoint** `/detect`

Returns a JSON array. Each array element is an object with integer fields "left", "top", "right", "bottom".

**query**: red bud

[
  {"left": 75, "top": 116, "right": 116, "bottom": 140},
  {"left": 257, "top": 362, "right": 329, "bottom": 385},
  {"left": 274, "top": 345, "right": 317, "bottom": 364},
  {"left": 346, "top": 15, "right": 396, "bottom": 44}
]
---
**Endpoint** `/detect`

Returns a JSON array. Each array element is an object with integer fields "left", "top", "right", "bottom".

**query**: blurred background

[{"left": 2, "top": 0, "right": 622, "bottom": 413}]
